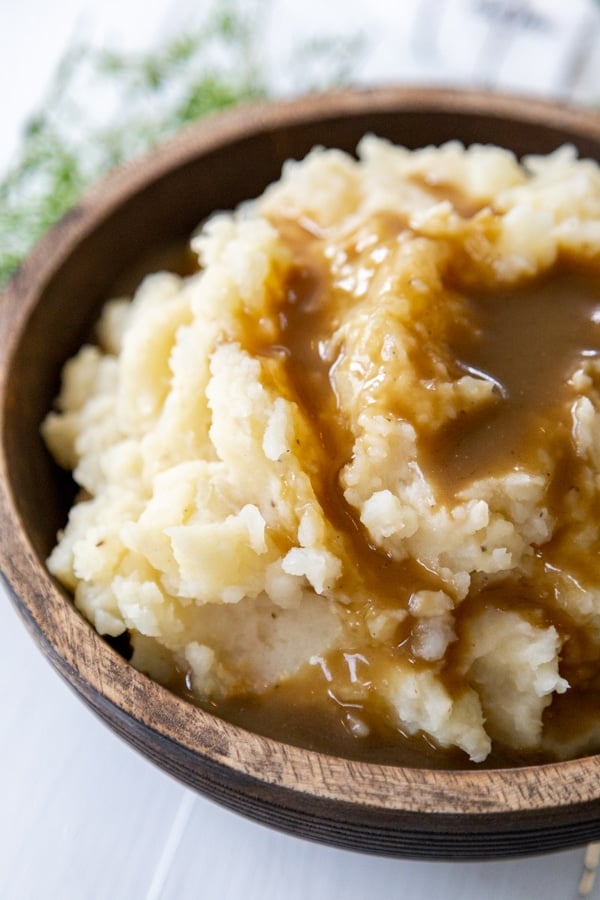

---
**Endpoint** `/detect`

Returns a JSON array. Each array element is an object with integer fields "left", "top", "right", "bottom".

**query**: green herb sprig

[{"left": 0, "top": 0, "right": 362, "bottom": 286}]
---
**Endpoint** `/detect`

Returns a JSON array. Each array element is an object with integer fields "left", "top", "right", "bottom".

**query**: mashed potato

[{"left": 43, "top": 138, "right": 600, "bottom": 764}]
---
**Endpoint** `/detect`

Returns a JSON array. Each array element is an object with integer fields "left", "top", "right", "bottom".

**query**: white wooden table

[{"left": 2, "top": 2, "right": 600, "bottom": 897}]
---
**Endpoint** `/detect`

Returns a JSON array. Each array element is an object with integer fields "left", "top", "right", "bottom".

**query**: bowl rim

[{"left": 2, "top": 85, "right": 600, "bottom": 848}]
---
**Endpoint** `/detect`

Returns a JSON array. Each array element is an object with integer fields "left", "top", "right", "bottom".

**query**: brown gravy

[
  {"left": 270, "top": 218, "right": 463, "bottom": 617},
  {"left": 197, "top": 664, "right": 562, "bottom": 769},
  {"left": 199, "top": 668, "right": 490, "bottom": 769},
  {"left": 425, "top": 266, "right": 600, "bottom": 493},
  {"left": 226, "top": 219, "right": 600, "bottom": 766},
  {"left": 409, "top": 173, "right": 484, "bottom": 219}
]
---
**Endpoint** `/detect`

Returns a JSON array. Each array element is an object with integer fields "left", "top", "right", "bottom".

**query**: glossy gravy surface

[{"left": 426, "top": 267, "right": 600, "bottom": 492}]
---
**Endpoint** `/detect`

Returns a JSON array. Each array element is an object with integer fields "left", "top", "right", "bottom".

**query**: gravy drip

[
  {"left": 275, "top": 217, "right": 439, "bottom": 601},
  {"left": 424, "top": 267, "right": 600, "bottom": 493}
]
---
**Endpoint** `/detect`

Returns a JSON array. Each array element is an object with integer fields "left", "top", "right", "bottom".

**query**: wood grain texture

[{"left": 2, "top": 87, "right": 600, "bottom": 860}]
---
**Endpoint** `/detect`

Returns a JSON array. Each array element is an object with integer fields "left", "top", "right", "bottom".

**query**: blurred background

[
  {"left": 3, "top": 0, "right": 600, "bottom": 164},
  {"left": 2, "top": 0, "right": 600, "bottom": 284},
  {"left": 2, "top": 1, "right": 600, "bottom": 898}
]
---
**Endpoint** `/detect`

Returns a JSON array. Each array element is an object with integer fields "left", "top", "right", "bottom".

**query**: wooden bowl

[{"left": 2, "top": 86, "right": 600, "bottom": 861}]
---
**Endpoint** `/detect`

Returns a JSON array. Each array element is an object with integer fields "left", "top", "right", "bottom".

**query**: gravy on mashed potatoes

[{"left": 43, "top": 138, "right": 600, "bottom": 766}]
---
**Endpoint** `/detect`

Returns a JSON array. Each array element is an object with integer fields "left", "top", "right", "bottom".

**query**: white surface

[{"left": 2, "top": 2, "right": 600, "bottom": 898}]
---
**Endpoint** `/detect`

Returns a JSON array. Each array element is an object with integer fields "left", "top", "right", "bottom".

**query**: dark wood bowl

[{"left": 2, "top": 87, "right": 600, "bottom": 861}]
